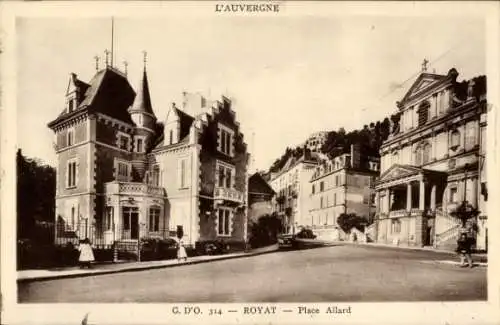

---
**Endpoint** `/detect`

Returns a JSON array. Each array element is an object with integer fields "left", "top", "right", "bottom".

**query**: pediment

[
  {"left": 379, "top": 164, "right": 422, "bottom": 182},
  {"left": 400, "top": 73, "right": 447, "bottom": 104}
]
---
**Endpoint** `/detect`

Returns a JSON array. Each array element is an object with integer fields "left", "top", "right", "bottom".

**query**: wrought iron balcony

[
  {"left": 214, "top": 187, "right": 244, "bottom": 204},
  {"left": 105, "top": 181, "right": 166, "bottom": 197}
]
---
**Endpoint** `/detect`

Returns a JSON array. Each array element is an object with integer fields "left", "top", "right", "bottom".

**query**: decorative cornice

[{"left": 381, "top": 102, "right": 479, "bottom": 151}]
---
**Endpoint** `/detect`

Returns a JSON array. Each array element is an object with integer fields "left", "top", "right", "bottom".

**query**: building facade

[
  {"left": 48, "top": 64, "right": 249, "bottom": 251},
  {"left": 309, "top": 145, "right": 379, "bottom": 240},
  {"left": 374, "top": 67, "right": 487, "bottom": 250},
  {"left": 305, "top": 131, "right": 329, "bottom": 153},
  {"left": 248, "top": 172, "right": 276, "bottom": 223},
  {"left": 269, "top": 151, "right": 322, "bottom": 233}
]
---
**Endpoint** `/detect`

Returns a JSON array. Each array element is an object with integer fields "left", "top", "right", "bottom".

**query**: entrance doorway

[{"left": 123, "top": 207, "right": 139, "bottom": 240}]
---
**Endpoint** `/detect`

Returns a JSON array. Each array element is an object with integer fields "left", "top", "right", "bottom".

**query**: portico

[{"left": 375, "top": 164, "right": 446, "bottom": 247}]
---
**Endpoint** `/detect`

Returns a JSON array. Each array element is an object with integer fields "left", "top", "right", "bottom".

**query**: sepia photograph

[{"left": 2, "top": 1, "right": 499, "bottom": 325}]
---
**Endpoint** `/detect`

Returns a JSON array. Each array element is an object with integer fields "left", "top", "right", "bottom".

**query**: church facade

[
  {"left": 48, "top": 64, "right": 249, "bottom": 251},
  {"left": 374, "top": 67, "right": 487, "bottom": 250}
]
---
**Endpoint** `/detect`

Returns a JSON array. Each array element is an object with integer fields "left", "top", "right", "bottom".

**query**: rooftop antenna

[
  {"left": 94, "top": 55, "right": 100, "bottom": 71},
  {"left": 111, "top": 17, "right": 114, "bottom": 68}
]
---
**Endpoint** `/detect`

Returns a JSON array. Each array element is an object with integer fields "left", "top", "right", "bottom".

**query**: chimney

[{"left": 350, "top": 144, "right": 361, "bottom": 169}]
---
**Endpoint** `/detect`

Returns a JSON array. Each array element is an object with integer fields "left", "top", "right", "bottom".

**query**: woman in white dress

[
  {"left": 177, "top": 239, "right": 187, "bottom": 262},
  {"left": 78, "top": 238, "right": 95, "bottom": 269}
]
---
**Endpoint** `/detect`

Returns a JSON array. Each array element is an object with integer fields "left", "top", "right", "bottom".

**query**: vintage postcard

[{"left": 1, "top": 1, "right": 499, "bottom": 325}]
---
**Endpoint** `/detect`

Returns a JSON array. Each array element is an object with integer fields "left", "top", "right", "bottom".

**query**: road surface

[{"left": 18, "top": 245, "right": 486, "bottom": 302}]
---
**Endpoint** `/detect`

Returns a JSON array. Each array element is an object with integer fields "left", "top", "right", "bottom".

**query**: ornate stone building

[
  {"left": 48, "top": 62, "right": 249, "bottom": 251},
  {"left": 374, "top": 67, "right": 487, "bottom": 250}
]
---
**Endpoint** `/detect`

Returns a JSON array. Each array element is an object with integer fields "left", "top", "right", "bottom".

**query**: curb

[
  {"left": 326, "top": 241, "right": 487, "bottom": 258},
  {"left": 17, "top": 247, "right": 279, "bottom": 283}
]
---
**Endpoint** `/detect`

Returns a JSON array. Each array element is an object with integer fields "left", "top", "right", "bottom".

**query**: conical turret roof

[{"left": 130, "top": 69, "right": 155, "bottom": 116}]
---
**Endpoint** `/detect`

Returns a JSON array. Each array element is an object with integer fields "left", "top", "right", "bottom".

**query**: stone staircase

[{"left": 434, "top": 208, "right": 462, "bottom": 251}]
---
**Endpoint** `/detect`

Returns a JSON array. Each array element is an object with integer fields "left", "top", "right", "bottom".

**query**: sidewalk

[
  {"left": 18, "top": 244, "right": 279, "bottom": 282},
  {"left": 313, "top": 239, "right": 488, "bottom": 264}
]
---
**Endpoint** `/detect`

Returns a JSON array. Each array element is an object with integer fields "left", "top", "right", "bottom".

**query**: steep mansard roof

[{"left": 48, "top": 67, "right": 136, "bottom": 128}]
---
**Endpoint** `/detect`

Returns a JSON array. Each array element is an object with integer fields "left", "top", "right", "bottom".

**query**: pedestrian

[
  {"left": 78, "top": 238, "right": 95, "bottom": 269},
  {"left": 456, "top": 233, "right": 473, "bottom": 268},
  {"left": 177, "top": 239, "right": 187, "bottom": 262}
]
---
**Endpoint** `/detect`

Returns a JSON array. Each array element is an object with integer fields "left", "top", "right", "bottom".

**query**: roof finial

[
  {"left": 104, "top": 49, "right": 110, "bottom": 67},
  {"left": 94, "top": 55, "right": 100, "bottom": 71},
  {"left": 142, "top": 50, "right": 147, "bottom": 70},
  {"left": 123, "top": 60, "right": 128, "bottom": 76},
  {"left": 421, "top": 58, "right": 429, "bottom": 72}
]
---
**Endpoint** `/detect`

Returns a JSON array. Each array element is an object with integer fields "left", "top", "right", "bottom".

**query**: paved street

[{"left": 18, "top": 245, "right": 486, "bottom": 303}]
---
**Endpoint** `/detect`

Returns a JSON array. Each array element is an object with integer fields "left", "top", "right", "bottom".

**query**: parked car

[
  {"left": 295, "top": 228, "right": 317, "bottom": 239},
  {"left": 278, "top": 234, "right": 294, "bottom": 248}
]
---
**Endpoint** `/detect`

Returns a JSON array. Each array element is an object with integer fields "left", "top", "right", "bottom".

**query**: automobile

[
  {"left": 295, "top": 228, "right": 317, "bottom": 239},
  {"left": 277, "top": 234, "right": 295, "bottom": 248}
]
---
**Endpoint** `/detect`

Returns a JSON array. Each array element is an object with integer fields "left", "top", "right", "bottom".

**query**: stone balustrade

[
  {"left": 105, "top": 181, "right": 165, "bottom": 197},
  {"left": 214, "top": 187, "right": 244, "bottom": 204}
]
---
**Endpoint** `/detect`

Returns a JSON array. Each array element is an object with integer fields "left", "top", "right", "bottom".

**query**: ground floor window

[
  {"left": 391, "top": 219, "right": 401, "bottom": 233},
  {"left": 149, "top": 207, "right": 161, "bottom": 232},
  {"left": 217, "top": 209, "right": 231, "bottom": 236}
]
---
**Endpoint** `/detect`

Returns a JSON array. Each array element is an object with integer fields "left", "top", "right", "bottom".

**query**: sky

[{"left": 16, "top": 14, "right": 486, "bottom": 172}]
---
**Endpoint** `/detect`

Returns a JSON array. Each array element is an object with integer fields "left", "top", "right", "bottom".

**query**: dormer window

[{"left": 68, "top": 98, "right": 76, "bottom": 113}]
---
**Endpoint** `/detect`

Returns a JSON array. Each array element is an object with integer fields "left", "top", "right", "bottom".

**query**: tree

[
  {"left": 248, "top": 213, "right": 283, "bottom": 248},
  {"left": 17, "top": 149, "right": 56, "bottom": 240},
  {"left": 336, "top": 213, "right": 369, "bottom": 233}
]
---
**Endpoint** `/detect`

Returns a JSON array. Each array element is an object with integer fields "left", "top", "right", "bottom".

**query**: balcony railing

[
  {"left": 389, "top": 209, "right": 408, "bottom": 218},
  {"left": 214, "top": 187, "right": 244, "bottom": 204},
  {"left": 105, "top": 181, "right": 165, "bottom": 197}
]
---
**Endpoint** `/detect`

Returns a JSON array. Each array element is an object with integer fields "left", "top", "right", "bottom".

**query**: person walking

[
  {"left": 78, "top": 238, "right": 95, "bottom": 269},
  {"left": 177, "top": 239, "right": 187, "bottom": 263},
  {"left": 456, "top": 233, "right": 473, "bottom": 268}
]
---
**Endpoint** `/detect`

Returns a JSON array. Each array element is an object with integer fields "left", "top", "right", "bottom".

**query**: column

[
  {"left": 430, "top": 184, "right": 436, "bottom": 211},
  {"left": 471, "top": 177, "right": 478, "bottom": 208},
  {"left": 389, "top": 189, "right": 394, "bottom": 212},
  {"left": 406, "top": 183, "right": 412, "bottom": 212},
  {"left": 385, "top": 189, "right": 391, "bottom": 213},
  {"left": 419, "top": 180, "right": 425, "bottom": 210},
  {"left": 375, "top": 191, "right": 380, "bottom": 214}
]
